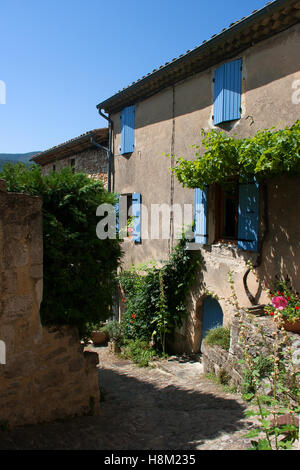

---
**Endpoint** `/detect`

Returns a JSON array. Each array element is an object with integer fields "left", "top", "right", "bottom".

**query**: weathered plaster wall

[
  {"left": 0, "top": 181, "right": 100, "bottom": 426},
  {"left": 111, "top": 23, "right": 300, "bottom": 351},
  {"left": 42, "top": 147, "right": 108, "bottom": 187}
]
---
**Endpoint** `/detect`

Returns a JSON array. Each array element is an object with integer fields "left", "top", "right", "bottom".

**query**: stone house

[
  {"left": 32, "top": 128, "right": 109, "bottom": 188},
  {"left": 96, "top": 0, "right": 300, "bottom": 353}
]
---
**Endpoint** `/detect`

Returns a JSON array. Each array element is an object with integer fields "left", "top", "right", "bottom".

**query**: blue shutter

[
  {"left": 121, "top": 105, "right": 135, "bottom": 154},
  {"left": 115, "top": 194, "right": 120, "bottom": 234},
  {"left": 223, "top": 59, "right": 242, "bottom": 122},
  {"left": 194, "top": 187, "right": 207, "bottom": 244},
  {"left": 214, "top": 59, "right": 242, "bottom": 125},
  {"left": 132, "top": 192, "right": 141, "bottom": 243},
  {"left": 238, "top": 182, "right": 259, "bottom": 252},
  {"left": 213, "top": 65, "right": 225, "bottom": 126}
]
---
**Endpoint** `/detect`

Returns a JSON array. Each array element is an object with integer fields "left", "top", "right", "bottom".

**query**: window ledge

[{"left": 186, "top": 242, "right": 258, "bottom": 262}]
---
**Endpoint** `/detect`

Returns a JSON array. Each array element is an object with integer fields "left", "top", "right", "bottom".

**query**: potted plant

[
  {"left": 264, "top": 279, "right": 300, "bottom": 333},
  {"left": 100, "top": 321, "right": 123, "bottom": 353},
  {"left": 88, "top": 322, "right": 109, "bottom": 345}
]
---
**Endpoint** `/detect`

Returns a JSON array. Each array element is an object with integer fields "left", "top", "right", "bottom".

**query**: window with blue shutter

[
  {"left": 121, "top": 105, "right": 135, "bottom": 155},
  {"left": 194, "top": 187, "right": 208, "bottom": 244},
  {"left": 237, "top": 181, "right": 259, "bottom": 252},
  {"left": 213, "top": 59, "right": 242, "bottom": 125},
  {"left": 132, "top": 192, "right": 141, "bottom": 243}
]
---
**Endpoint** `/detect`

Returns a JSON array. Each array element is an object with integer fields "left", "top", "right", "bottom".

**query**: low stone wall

[
  {"left": 0, "top": 181, "right": 100, "bottom": 426},
  {"left": 202, "top": 312, "right": 300, "bottom": 389}
]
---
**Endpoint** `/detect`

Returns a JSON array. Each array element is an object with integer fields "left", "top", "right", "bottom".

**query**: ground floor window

[{"left": 215, "top": 182, "right": 239, "bottom": 243}]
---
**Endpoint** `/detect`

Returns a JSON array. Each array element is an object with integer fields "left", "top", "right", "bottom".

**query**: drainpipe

[
  {"left": 90, "top": 136, "right": 111, "bottom": 192},
  {"left": 96, "top": 108, "right": 113, "bottom": 193}
]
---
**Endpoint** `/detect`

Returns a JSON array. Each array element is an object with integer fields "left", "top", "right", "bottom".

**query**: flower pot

[
  {"left": 273, "top": 317, "right": 300, "bottom": 333},
  {"left": 281, "top": 318, "right": 300, "bottom": 333},
  {"left": 91, "top": 331, "right": 108, "bottom": 345}
]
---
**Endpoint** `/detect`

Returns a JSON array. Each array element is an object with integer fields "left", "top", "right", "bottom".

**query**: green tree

[{"left": 0, "top": 163, "right": 122, "bottom": 335}]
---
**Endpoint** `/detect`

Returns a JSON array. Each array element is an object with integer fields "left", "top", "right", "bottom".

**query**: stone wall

[
  {"left": 202, "top": 312, "right": 300, "bottom": 390},
  {"left": 42, "top": 147, "right": 108, "bottom": 187},
  {"left": 0, "top": 180, "right": 100, "bottom": 426}
]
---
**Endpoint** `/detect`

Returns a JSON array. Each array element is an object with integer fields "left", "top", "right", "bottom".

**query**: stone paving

[{"left": 0, "top": 346, "right": 259, "bottom": 450}]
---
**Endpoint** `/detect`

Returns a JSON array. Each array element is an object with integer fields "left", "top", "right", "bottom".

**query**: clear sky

[{"left": 0, "top": 0, "right": 269, "bottom": 153}]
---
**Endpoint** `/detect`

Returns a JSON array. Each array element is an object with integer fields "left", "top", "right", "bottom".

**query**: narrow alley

[{"left": 0, "top": 347, "right": 256, "bottom": 450}]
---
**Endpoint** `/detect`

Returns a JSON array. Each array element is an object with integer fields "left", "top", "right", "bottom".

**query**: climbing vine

[
  {"left": 118, "top": 237, "right": 202, "bottom": 351},
  {"left": 170, "top": 121, "right": 300, "bottom": 189}
]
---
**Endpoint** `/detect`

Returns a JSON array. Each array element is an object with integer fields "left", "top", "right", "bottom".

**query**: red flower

[
  {"left": 131, "top": 314, "right": 136, "bottom": 319},
  {"left": 287, "top": 297, "right": 291, "bottom": 301},
  {"left": 270, "top": 312, "right": 274, "bottom": 317},
  {"left": 296, "top": 306, "right": 300, "bottom": 310}
]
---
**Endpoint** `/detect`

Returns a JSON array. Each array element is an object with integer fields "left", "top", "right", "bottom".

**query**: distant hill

[{"left": 0, "top": 152, "right": 40, "bottom": 170}]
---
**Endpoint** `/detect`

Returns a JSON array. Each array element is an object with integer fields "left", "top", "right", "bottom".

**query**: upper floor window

[
  {"left": 120, "top": 105, "right": 135, "bottom": 155},
  {"left": 213, "top": 59, "right": 242, "bottom": 126},
  {"left": 70, "top": 158, "right": 75, "bottom": 174}
]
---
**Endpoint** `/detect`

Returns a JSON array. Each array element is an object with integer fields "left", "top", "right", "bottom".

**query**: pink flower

[{"left": 271, "top": 296, "right": 288, "bottom": 311}]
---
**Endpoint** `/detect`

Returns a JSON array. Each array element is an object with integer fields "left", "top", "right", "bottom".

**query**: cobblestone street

[{"left": 0, "top": 346, "right": 257, "bottom": 450}]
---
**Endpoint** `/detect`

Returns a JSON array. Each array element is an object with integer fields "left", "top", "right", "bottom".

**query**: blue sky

[{"left": 0, "top": 0, "right": 268, "bottom": 153}]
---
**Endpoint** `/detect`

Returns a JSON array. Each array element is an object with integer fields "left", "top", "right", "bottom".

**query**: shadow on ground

[{"left": 0, "top": 363, "right": 250, "bottom": 450}]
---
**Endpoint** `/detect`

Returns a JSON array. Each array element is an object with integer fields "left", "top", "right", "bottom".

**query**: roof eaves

[
  {"left": 31, "top": 128, "right": 108, "bottom": 165},
  {"left": 96, "top": 0, "right": 299, "bottom": 113}
]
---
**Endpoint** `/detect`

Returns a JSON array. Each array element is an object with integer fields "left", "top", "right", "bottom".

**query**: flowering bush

[
  {"left": 228, "top": 270, "right": 299, "bottom": 450},
  {"left": 264, "top": 279, "right": 300, "bottom": 323},
  {"left": 118, "top": 237, "right": 202, "bottom": 351}
]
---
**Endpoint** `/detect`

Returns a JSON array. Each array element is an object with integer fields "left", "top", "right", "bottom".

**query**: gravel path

[{"left": 0, "top": 346, "right": 257, "bottom": 450}]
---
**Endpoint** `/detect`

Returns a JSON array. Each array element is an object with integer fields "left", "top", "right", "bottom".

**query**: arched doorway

[{"left": 201, "top": 296, "right": 224, "bottom": 343}]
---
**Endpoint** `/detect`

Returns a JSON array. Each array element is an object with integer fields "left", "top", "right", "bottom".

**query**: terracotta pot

[
  {"left": 281, "top": 318, "right": 300, "bottom": 333},
  {"left": 90, "top": 331, "right": 108, "bottom": 345},
  {"left": 274, "top": 317, "right": 300, "bottom": 333}
]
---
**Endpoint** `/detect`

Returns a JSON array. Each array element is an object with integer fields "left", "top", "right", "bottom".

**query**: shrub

[
  {"left": 264, "top": 277, "right": 300, "bottom": 323},
  {"left": 121, "top": 339, "right": 155, "bottom": 367},
  {"left": 100, "top": 321, "right": 123, "bottom": 344},
  {"left": 204, "top": 327, "right": 231, "bottom": 351},
  {"left": 0, "top": 163, "right": 122, "bottom": 336}
]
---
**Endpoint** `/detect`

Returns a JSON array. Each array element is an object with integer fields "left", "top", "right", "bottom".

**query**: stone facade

[
  {"left": 42, "top": 147, "right": 108, "bottom": 187},
  {"left": 202, "top": 313, "right": 300, "bottom": 390},
  {"left": 0, "top": 180, "right": 100, "bottom": 427}
]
